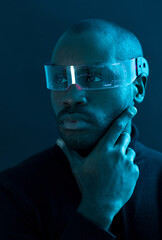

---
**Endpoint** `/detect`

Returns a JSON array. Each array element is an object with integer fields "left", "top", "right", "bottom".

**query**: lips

[
  {"left": 60, "top": 113, "right": 90, "bottom": 130},
  {"left": 60, "top": 113, "right": 89, "bottom": 123}
]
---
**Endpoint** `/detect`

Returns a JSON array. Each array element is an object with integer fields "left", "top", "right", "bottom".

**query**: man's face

[{"left": 51, "top": 31, "right": 134, "bottom": 156}]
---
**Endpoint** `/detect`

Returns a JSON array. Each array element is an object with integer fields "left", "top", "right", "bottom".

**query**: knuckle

[
  {"left": 127, "top": 148, "right": 136, "bottom": 157},
  {"left": 125, "top": 132, "right": 131, "bottom": 141},
  {"left": 125, "top": 158, "right": 133, "bottom": 167},
  {"left": 133, "top": 152, "right": 136, "bottom": 159},
  {"left": 132, "top": 150, "right": 136, "bottom": 158},
  {"left": 122, "top": 132, "right": 131, "bottom": 143},
  {"left": 119, "top": 148, "right": 125, "bottom": 156},
  {"left": 134, "top": 164, "right": 140, "bottom": 177},
  {"left": 127, "top": 163, "right": 140, "bottom": 178},
  {"left": 121, "top": 131, "right": 130, "bottom": 137},
  {"left": 115, "top": 120, "right": 124, "bottom": 131}
]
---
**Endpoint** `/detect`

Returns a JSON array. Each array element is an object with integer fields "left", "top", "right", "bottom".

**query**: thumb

[{"left": 56, "top": 138, "right": 82, "bottom": 171}]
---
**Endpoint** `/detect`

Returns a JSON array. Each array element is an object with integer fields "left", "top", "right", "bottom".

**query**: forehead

[{"left": 52, "top": 31, "right": 117, "bottom": 66}]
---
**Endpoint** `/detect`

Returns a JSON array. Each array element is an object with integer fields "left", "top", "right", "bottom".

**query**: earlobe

[{"left": 133, "top": 74, "right": 148, "bottom": 104}]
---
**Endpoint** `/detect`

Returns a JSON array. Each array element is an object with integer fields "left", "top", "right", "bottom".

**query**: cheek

[
  {"left": 111, "top": 86, "right": 133, "bottom": 107},
  {"left": 95, "top": 87, "right": 133, "bottom": 118},
  {"left": 51, "top": 92, "right": 63, "bottom": 114}
]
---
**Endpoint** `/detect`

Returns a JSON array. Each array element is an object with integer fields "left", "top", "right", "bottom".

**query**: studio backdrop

[{"left": 0, "top": 0, "right": 161, "bottom": 171}]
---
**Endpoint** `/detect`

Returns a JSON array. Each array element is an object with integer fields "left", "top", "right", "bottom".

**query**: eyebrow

[
  {"left": 49, "top": 62, "right": 116, "bottom": 76},
  {"left": 49, "top": 62, "right": 109, "bottom": 67}
]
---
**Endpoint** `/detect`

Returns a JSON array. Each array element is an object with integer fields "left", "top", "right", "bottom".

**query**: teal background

[{"left": 0, "top": 0, "right": 161, "bottom": 171}]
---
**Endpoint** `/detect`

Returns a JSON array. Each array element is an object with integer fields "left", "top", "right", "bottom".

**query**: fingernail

[{"left": 129, "top": 106, "right": 137, "bottom": 116}]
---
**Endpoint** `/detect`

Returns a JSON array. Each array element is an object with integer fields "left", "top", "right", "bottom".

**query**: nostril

[
  {"left": 63, "top": 102, "right": 71, "bottom": 107},
  {"left": 63, "top": 93, "right": 87, "bottom": 107},
  {"left": 77, "top": 101, "right": 84, "bottom": 105}
]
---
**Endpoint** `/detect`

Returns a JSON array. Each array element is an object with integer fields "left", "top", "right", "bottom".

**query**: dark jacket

[{"left": 0, "top": 125, "right": 161, "bottom": 240}]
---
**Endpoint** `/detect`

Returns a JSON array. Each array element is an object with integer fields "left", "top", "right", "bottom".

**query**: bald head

[{"left": 52, "top": 18, "right": 143, "bottom": 65}]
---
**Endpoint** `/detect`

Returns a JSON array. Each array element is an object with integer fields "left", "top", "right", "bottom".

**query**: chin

[
  {"left": 57, "top": 118, "right": 113, "bottom": 156},
  {"left": 59, "top": 131, "right": 98, "bottom": 154},
  {"left": 68, "top": 141, "right": 96, "bottom": 158},
  {"left": 65, "top": 137, "right": 95, "bottom": 151}
]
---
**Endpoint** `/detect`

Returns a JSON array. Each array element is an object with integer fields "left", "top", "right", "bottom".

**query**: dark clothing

[{"left": 0, "top": 125, "right": 161, "bottom": 240}]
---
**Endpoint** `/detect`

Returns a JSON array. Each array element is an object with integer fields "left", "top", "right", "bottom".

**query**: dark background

[{"left": 0, "top": 0, "right": 161, "bottom": 171}]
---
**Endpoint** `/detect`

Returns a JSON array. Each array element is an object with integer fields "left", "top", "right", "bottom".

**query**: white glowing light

[{"left": 70, "top": 66, "right": 76, "bottom": 84}]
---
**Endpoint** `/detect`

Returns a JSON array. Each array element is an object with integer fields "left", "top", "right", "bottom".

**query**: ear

[{"left": 133, "top": 73, "right": 148, "bottom": 104}]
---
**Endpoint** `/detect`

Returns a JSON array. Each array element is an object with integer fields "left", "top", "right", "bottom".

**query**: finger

[
  {"left": 126, "top": 148, "right": 139, "bottom": 179},
  {"left": 126, "top": 147, "right": 136, "bottom": 162},
  {"left": 115, "top": 132, "right": 131, "bottom": 152},
  {"left": 99, "top": 106, "right": 137, "bottom": 149},
  {"left": 56, "top": 138, "right": 82, "bottom": 170}
]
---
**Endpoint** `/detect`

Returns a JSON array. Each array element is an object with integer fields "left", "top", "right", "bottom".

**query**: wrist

[{"left": 77, "top": 202, "right": 114, "bottom": 231}]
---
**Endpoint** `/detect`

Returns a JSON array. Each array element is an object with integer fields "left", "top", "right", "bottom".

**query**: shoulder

[
  {"left": 0, "top": 144, "right": 65, "bottom": 192},
  {"left": 136, "top": 141, "right": 162, "bottom": 163},
  {"left": 134, "top": 141, "right": 162, "bottom": 181},
  {"left": 0, "top": 144, "right": 71, "bottom": 215}
]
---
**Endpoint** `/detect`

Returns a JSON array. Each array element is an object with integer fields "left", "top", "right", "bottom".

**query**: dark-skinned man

[{"left": 0, "top": 18, "right": 161, "bottom": 240}]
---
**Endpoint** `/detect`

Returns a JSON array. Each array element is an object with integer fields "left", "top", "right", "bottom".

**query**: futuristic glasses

[{"left": 44, "top": 57, "right": 149, "bottom": 91}]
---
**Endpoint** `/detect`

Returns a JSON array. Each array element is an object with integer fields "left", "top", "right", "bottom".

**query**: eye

[
  {"left": 84, "top": 74, "right": 103, "bottom": 82},
  {"left": 94, "top": 75, "right": 103, "bottom": 82},
  {"left": 56, "top": 75, "right": 68, "bottom": 83},
  {"left": 61, "top": 78, "right": 68, "bottom": 83},
  {"left": 86, "top": 74, "right": 93, "bottom": 82}
]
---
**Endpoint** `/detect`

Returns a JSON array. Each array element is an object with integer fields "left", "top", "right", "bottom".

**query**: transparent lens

[{"left": 44, "top": 58, "right": 148, "bottom": 91}]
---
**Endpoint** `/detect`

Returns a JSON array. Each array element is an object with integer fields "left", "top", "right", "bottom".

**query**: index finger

[{"left": 97, "top": 106, "right": 137, "bottom": 149}]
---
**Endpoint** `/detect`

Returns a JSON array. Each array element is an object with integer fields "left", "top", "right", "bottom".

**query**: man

[{"left": 0, "top": 18, "right": 161, "bottom": 240}]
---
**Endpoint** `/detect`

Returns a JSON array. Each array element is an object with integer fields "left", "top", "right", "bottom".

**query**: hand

[{"left": 56, "top": 106, "right": 139, "bottom": 230}]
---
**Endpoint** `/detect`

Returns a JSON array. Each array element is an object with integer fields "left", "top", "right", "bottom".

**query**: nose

[{"left": 63, "top": 84, "right": 88, "bottom": 107}]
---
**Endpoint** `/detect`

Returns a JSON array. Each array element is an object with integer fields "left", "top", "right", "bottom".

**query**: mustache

[{"left": 57, "top": 106, "right": 98, "bottom": 124}]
